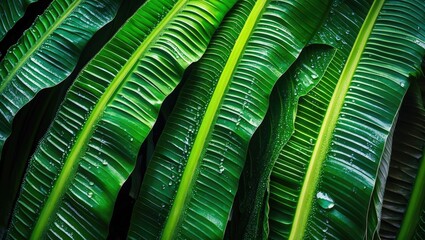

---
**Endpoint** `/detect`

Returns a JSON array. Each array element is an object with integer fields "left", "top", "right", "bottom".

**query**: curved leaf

[
  {"left": 379, "top": 81, "right": 425, "bottom": 239},
  {"left": 0, "top": 0, "right": 148, "bottom": 232},
  {"left": 245, "top": 0, "right": 425, "bottom": 239},
  {"left": 0, "top": 0, "right": 38, "bottom": 41},
  {"left": 0, "top": 0, "right": 122, "bottom": 157},
  {"left": 234, "top": 44, "right": 337, "bottom": 239},
  {"left": 7, "top": 0, "right": 234, "bottom": 239},
  {"left": 128, "top": 0, "right": 330, "bottom": 239},
  {"left": 234, "top": 0, "right": 373, "bottom": 238}
]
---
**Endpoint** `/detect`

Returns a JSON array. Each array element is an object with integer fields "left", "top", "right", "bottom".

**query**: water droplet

[
  {"left": 89, "top": 181, "right": 94, "bottom": 186},
  {"left": 345, "top": 30, "right": 350, "bottom": 34},
  {"left": 87, "top": 192, "right": 93, "bottom": 198},
  {"left": 400, "top": 82, "right": 405, "bottom": 87},
  {"left": 311, "top": 74, "right": 318, "bottom": 79},
  {"left": 130, "top": 137, "right": 134, "bottom": 142},
  {"left": 219, "top": 165, "right": 225, "bottom": 174},
  {"left": 168, "top": 181, "right": 173, "bottom": 186},
  {"left": 102, "top": 160, "right": 108, "bottom": 166},
  {"left": 316, "top": 192, "right": 335, "bottom": 209},
  {"left": 322, "top": 226, "right": 328, "bottom": 232}
]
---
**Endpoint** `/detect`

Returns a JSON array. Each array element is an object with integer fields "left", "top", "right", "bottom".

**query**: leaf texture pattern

[
  {"left": 0, "top": 0, "right": 122, "bottom": 156},
  {"left": 0, "top": 0, "right": 38, "bottom": 41},
  {"left": 128, "top": 0, "right": 331, "bottom": 238},
  {"left": 7, "top": 0, "right": 234, "bottom": 239}
]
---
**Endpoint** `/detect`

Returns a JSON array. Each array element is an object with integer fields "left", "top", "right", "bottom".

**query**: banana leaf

[
  {"left": 236, "top": 0, "right": 425, "bottom": 239},
  {"left": 0, "top": 0, "right": 38, "bottom": 41},
  {"left": 128, "top": 0, "right": 331, "bottom": 239},
  {"left": 7, "top": 0, "right": 235, "bottom": 239},
  {"left": 0, "top": 0, "right": 122, "bottom": 158},
  {"left": 233, "top": 44, "right": 338, "bottom": 239},
  {"left": 0, "top": 0, "right": 149, "bottom": 231},
  {"left": 234, "top": 0, "right": 373, "bottom": 238},
  {"left": 379, "top": 79, "right": 425, "bottom": 239}
]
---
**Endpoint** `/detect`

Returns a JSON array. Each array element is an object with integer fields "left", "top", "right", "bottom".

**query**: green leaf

[
  {"left": 246, "top": 0, "right": 425, "bottom": 239},
  {"left": 0, "top": 0, "right": 148, "bottom": 232},
  {"left": 379, "top": 80, "right": 425, "bottom": 239},
  {"left": 0, "top": 80, "right": 68, "bottom": 232},
  {"left": 0, "top": 0, "right": 122, "bottom": 158},
  {"left": 234, "top": 44, "right": 337, "bottom": 239},
  {"left": 7, "top": 0, "right": 234, "bottom": 239},
  {"left": 234, "top": 0, "right": 373, "bottom": 238},
  {"left": 128, "top": 0, "right": 330, "bottom": 239},
  {"left": 0, "top": 0, "right": 38, "bottom": 41}
]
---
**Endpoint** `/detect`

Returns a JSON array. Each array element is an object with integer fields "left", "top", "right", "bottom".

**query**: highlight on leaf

[{"left": 0, "top": 0, "right": 424, "bottom": 238}]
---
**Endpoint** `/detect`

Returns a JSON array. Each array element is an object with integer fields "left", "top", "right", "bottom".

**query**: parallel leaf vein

[
  {"left": 30, "top": 1, "right": 187, "bottom": 238},
  {"left": 289, "top": 0, "right": 385, "bottom": 239},
  {"left": 161, "top": 0, "right": 267, "bottom": 239}
]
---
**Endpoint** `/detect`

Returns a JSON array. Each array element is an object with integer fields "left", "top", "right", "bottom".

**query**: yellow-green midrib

[
  {"left": 160, "top": 0, "right": 268, "bottom": 239},
  {"left": 29, "top": 1, "right": 187, "bottom": 239},
  {"left": 288, "top": 0, "right": 385, "bottom": 239}
]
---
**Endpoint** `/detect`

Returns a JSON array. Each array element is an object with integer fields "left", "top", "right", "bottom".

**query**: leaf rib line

[
  {"left": 0, "top": 0, "right": 81, "bottom": 92},
  {"left": 29, "top": 1, "right": 187, "bottom": 239},
  {"left": 161, "top": 0, "right": 268, "bottom": 239},
  {"left": 288, "top": 0, "right": 385, "bottom": 239}
]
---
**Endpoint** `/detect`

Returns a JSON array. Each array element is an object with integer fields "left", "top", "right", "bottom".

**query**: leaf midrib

[
  {"left": 288, "top": 0, "right": 385, "bottom": 239},
  {"left": 160, "top": 1, "right": 267, "bottom": 239},
  {"left": 29, "top": 1, "right": 187, "bottom": 239},
  {"left": 0, "top": 0, "right": 81, "bottom": 92}
]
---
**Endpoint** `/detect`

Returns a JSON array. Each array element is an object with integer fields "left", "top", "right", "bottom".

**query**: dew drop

[
  {"left": 89, "top": 181, "right": 94, "bottom": 186},
  {"left": 316, "top": 192, "right": 335, "bottom": 210},
  {"left": 311, "top": 74, "right": 318, "bottom": 79},
  {"left": 130, "top": 137, "right": 134, "bottom": 142},
  {"left": 219, "top": 165, "right": 225, "bottom": 174},
  {"left": 168, "top": 181, "right": 173, "bottom": 186},
  {"left": 87, "top": 192, "right": 93, "bottom": 198},
  {"left": 102, "top": 160, "right": 108, "bottom": 166}
]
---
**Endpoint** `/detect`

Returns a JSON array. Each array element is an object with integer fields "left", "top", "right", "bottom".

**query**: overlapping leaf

[
  {"left": 0, "top": 0, "right": 38, "bottom": 41},
  {"left": 7, "top": 0, "right": 234, "bottom": 239},
  {"left": 236, "top": 0, "right": 425, "bottom": 239},
  {"left": 128, "top": 0, "right": 331, "bottom": 238},
  {"left": 234, "top": 44, "right": 337, "bottom": 239},
  {"left": 0, "top": 0, "right": 122, "bottom": 157},
  {"left": 379, "top": 81, "right": 425, "bottom": 239}
]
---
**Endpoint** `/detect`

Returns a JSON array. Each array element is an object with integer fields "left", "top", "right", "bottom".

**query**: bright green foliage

[
  {"left": 0, "top": 0, "right": 122, "bottom": 155},
  {"left": 7, "top": 0, "right": 234, "bottom": 239},
  {"left": 128, "top": 0, "right": 330, "bottom": 238},
  {"left": 235, "top": 0, "right": 425, "bottom": 239},
  {"left": 0, "top": 0, "right": 424, "bottom": 239}
]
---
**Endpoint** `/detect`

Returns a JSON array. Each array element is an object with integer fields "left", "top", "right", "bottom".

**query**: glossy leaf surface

[
  {"left": 7, "top": 0, "right": 234, "bottom": 239},
  {"left": 128, "top": 0, "right": 330, "bottom": 238},
  {"left": 237, "top": 0, "right": 425, "bottom": 238},
  {"left": 0, "top": 0, "right": 122, "bottom": 157},
  {"left": 0, "top": 0, "right": 38, "bottom": 41}
]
